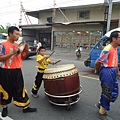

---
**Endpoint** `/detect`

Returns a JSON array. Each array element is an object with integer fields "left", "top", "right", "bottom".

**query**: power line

[
  {"left": 22, "top": 0, "right": 103, "bottom": 12},
  {"left": 0, "top": 0, "right": 120, "bottom": 18},
  {"left": 20, "top": 0, "right": 84, "bottom": 12},
  {"left": 0, "top": 0, "right": 33, "bottom": 9},
  {"left": 0, "top": 10, "right": 19, "bottom": 15},
  {"left": 0, "top": 3, "right": 19, "bottom": 9},
  {"left": 1, "top": 0, "right": 120, "bottom": 11},
  {"left": 0, "top": 0, "right": 120, "bottom": 14}
]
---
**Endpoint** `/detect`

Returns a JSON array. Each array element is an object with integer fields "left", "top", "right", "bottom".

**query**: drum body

[{"left": 43, "top": 64, "right": 80, "bottom": 104}]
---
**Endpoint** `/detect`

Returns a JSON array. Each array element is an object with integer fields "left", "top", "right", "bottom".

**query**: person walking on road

[
  {"left": 94, "top": 30, "right": 120, "bottom": 115},
  {"left": 0, "top": 26, "right": 37, "bottom": 118}
]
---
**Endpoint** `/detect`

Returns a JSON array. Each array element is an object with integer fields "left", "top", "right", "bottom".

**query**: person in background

[
  {"left": 36, "top": 41, "right": 42, "bottom": 54},
  {"left": 0, "top": 26, "right": 37, "bottom": 118},
  {"left": 94, "top": 31, "right": 120, "bottom": 115},
  {"left": 75, "top": 43, "right": 82, "bottom": 60},
  {"left": 33, "top": 39, "right": 37, "bottom": 47},
  {"left": 31, "top": 46, "right": 56, "bottom": 97}
]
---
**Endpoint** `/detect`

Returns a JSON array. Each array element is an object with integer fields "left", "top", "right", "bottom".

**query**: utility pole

[
  {"left": 19, "top": 1, "right": 22, "bottom": 25},
  {"left": 52, "top": 0, "right": 56, "bottom": 23},
  {"left": 19, "top": 1, "right": 32, "bottom": 25},
  {"left": 51, "top": 0, "right": 70, "bottom": 50},
  {"left": 51, "top": 0, "right": 56, "bottom": 50},
  {"left": 105, "top": 0, "right": 113, "bottom": 32},
  {"left": 22, "top": 4, "right": 32, "bottom": 24}
]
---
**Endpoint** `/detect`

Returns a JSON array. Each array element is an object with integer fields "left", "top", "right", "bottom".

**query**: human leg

[
  {"left": 1, "top": 105, "right": 8, "bottom": 117},
  {"left": 31, "top": 72, "right": 43, "bottom": 96},
  {"left": 13, "top": 69, "right": 37, "bottom": 113},
  {"left": 99, "top": 106, "right": 107, "bottom": 115},
  {"left": 0, "top": 68, "right": 14, "bottom": 117},
  {"left": 99, "top": 67, "right": 118, "bottom": 114}
]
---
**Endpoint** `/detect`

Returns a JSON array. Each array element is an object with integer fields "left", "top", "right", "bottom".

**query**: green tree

[{"left": 0, "top": 23, "right": 11, "bottom": 34}]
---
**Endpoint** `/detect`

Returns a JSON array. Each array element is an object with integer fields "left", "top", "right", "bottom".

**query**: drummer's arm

[
  {"left": 0, "top": 53, "right": 14, "bottom": 62},
  {"left": 49, "top": 61, "right": 55, "bottom": 65},
  {"left": 117, "top": 67, "right": 120, "bottom": 79},
  {"left": 94, "top": 61, "right": 101, "bottom": 74},
  {"left": 0, "top": 48, "right": 18, "bottom": 62},
  {"left": 38, "top": 55, "right": 50, "bottom": 63}
]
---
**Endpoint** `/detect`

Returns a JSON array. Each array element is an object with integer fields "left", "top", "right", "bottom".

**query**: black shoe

[
  {"left": 95, "top": 103, "right": 101, "bottom": 109},
  {"left": 2, "top": 107, "right": 8, "bottom": 117},
  {"left": 23, "top": 107, "right": 37, "bottom": 113}
]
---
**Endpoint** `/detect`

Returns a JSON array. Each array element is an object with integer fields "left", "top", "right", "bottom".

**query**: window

[
  {"left": 78, "top": 10, "right": 90, "bottom": 19},
  {"left": 95, "top": 37, "right": 110, "bottom": 49},
  {"left": 47, "top": 17, "right": 52, "bottom": 23}
]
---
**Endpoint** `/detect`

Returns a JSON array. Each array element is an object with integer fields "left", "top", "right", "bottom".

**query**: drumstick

[
  {"left": 46, "top": 51, "right": 55, "bottom": 60},
  {"left": 49, "top": 51, "right": 55, "bottom": 57},
  {"left": 54, "top": 60, "right": 61, "bottom": 64}
]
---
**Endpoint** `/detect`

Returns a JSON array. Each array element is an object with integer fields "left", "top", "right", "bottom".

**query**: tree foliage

[{"left": 0, "top": 23, "right": 11, "bottom": 35}]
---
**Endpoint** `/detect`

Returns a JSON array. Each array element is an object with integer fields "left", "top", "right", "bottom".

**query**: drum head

[
  {"left": 17, "top": 42, "right": 25, "bottom": 55},
  {"left": 43, "top": 64, "right": 78, "bottom": 79},
  {"left": 17, "top": 42, "right": 29, "bottom": 59},
  {"left": 18, "top": 42, "right": 26, "bottom": 53}
]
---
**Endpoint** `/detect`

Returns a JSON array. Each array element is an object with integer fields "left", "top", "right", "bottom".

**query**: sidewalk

[{"left": 46, "top": 47, "right": 90, "bottom": 61}]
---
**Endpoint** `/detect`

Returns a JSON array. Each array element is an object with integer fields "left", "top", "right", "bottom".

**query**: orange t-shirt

[
  {"left": 96, "top": 44, "right": 118, "bottom": 67},
  {"left": 0, "top": 41, "right": 22, "bottom": 69}
]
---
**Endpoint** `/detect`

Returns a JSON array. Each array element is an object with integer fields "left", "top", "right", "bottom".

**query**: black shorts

[{"left": 0, "top": 68, "right": 30, "bottom": 107}]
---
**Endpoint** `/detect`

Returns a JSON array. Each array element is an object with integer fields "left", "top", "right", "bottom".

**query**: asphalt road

[{"left": 0, "top": 49, "right": 120, "bottom": 120}]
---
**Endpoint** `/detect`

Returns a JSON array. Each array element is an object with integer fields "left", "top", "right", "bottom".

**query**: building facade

[{"left": 19, "top": 2, "right": 120, "bottom": 50}]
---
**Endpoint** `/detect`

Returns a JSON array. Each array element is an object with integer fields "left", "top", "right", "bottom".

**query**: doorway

[{"left": 39, "top": 33, "right": 51, "bottom": 49}]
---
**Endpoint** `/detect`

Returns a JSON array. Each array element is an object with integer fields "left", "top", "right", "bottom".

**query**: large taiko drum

[{"left": 43, "top": 64, "right": 83, "bottom": 107}]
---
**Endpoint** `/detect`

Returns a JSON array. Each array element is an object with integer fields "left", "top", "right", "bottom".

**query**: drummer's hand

[
  {"left": 94, "top": 69, "right": 98, "bottom": 74},
  {"left": 12, "top": 48, "right": 20, "bottom": 55},
  {"left": 52, "top": 62, "right": 57, "bottom": 65},
  {"left": 117, "top": 72, "right": 120, "bottom": 79},
  {"left": 44, "top": 55, "right": 50, "bottom": 59}
]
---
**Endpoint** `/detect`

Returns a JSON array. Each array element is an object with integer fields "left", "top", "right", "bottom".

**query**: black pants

[
  {"left": 0, "top": 68, "right": 30, "bottom": 107},
  {"left": 31, "top": 72, "right": 43, "bottom": 94}
]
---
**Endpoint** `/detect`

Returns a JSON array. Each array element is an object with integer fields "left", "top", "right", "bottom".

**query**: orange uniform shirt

[
  {"left": 0, "top": 41, "right": 22, "bottom": 69},
  {"left": 96, "top": 44, "right": 118, "bottom": 68}
]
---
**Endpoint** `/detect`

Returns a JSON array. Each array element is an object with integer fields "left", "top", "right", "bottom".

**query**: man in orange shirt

[
  {"left": 0, "top": 26, "right": 37, "bottom": 118},
  {"left": 95, "top": 30, "right": 120, "bottom": 115}
]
